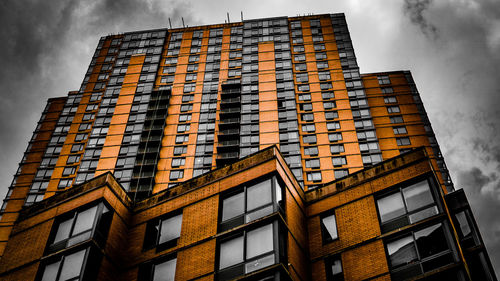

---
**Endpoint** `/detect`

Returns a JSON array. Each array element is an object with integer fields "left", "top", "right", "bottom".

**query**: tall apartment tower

[{"left": 0, "top": 14, "right": 495, "bottom": 281}]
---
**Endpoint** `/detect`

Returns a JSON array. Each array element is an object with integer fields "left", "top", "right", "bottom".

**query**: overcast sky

[{"left": 1, "top": 0, "right": 499, "bottom": 274}]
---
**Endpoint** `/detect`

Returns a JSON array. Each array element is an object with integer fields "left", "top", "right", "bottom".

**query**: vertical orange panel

[
  {"left": 95, "top": 54, "right": 146, "bottom": 175},
  {"left": 259, "top": 41, "right": 280, "bottom": 149}
]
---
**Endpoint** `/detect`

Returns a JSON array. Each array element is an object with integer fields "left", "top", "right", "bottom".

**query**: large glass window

[
  {"left": 143, "top": 212, "right": 183, "bottom": 251},
  {"left": 386, "top": 223, "right": 455, "bottom": 280},
  {"left": 48, "top": 202, "right": 112, "bottom": 253},
  {"left": 218, "top": 223, "right": 277, "bottom": 280},
  {"left": 40, "top": 249, "right": 86, "bottom": 281},
  {"left": 220, "top": 176, "right": 283, "bottom": 231},
  {"left": 376, "top": 179, "right": 439, "bottom": 233},
  {"left": 38, "top": 247, "right": 100, "bottom": 281}
]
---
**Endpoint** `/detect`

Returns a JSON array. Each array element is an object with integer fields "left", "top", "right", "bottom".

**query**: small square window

[
  {"left": 396, "top": 137, "right": 411, "bottom": 146},
  {"left": 390, "top": 116, "right": 404, "bottom": 124},
  {"left": 393, "top": 126, "right": 407, "bottom": 135},
  {"left": 329, "top": 133, "right": 342, "bottom": 142},
  {"left": 307, "top": 171, "right": 322, "bottom": 182},
  {"left": 169, "top": 169, "right": 184, "bottom": 180},
  {"left": 330, "top": 144, "right": 344, "bottom": 154}
]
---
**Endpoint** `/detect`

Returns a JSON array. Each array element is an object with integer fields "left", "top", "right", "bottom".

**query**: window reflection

[
  {"left": 220, "top": 176, "right": 283, "bottom": 231},
  {"left": 218, "top": 223, "right": 277, "bottom": 280},
  {"left": 40, "top": 249, "right": 87, "bottom": 281},
  {"left": 386, "top": 223, "right": 455, "bottom": 280},
  {"left": 377, "top": 179, "right": 439, "bottom": 233},
  {"left": 320, "top": 213, "right": 338, "bottom": 242}
]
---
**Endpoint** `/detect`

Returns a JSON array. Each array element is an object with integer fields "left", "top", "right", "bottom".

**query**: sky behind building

[{"left": 1, "top": 0, "right": 499, "bottom": 273}]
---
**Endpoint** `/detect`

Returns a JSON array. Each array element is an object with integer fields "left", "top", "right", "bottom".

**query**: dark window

[
  {"left": 454, "top": 210, "right": 479, "bottom": 248},
  {"left": 393, "top": 126, "right": 407, "bottom": 135},
  {"left": 386, "top": 223, "right": 454, "bottom": 280},
  {"left": 37, "top": 247, "right": 100, "bottom": 281},
  {"left": 143, "top": 212, "right": 183, "bottom": 251},
  {"left": 396, "top": 137, "right": 411, "bottom": 146},
  {"left": 219, "top": 177, "right": 283, "bottom": 231},
  {"left": 390, "top": 116, "right": 404, "bottom": 124},
  {"left": 376, "top": 179, "right": 439, "bottom": 233},
  {"left": 325, "top": 256, "right": 344, "bottom": 280}
]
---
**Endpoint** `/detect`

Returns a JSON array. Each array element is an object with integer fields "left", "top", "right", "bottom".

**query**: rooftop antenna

[
  {"left": 241, "top": 11, "right": 243, "bottom": 21},
  {"left": 182, "top": 17, "right": 185, "bottom": 28},
  {"left": 227, "top": 12, "right": 230, "bottom": 23},
  {"left": 168, "top": 18, "right": 172, "bottom": 29}
]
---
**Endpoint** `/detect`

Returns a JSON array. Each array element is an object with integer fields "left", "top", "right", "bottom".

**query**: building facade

[{"left": 0, "top": 13, "right": 495, "bottom": 280}]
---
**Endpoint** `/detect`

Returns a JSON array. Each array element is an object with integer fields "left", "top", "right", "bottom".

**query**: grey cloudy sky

[{"left": 1, "top": 0, "right": 499, "bottom": 274}]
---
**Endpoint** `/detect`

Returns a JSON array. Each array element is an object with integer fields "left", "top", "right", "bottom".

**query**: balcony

[{"left": 218, "top": 128, "right": 240, "bottom": 136}]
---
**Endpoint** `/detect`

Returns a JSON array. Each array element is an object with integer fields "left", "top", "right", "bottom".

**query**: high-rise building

[{"left": 0, "top": 13, "right": 495, "bottom": 281}]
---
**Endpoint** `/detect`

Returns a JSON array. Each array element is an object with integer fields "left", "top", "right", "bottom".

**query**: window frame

[
  {"left": 36, "top": 246, "right": 101, "bottom": 281},
  {"left": 46, "top": 201, "right": 113, "bottom": 254},
  {"left": 375, "top": 176, "right": 441, "bottom": 233},
  {"left": 384, "top": 222, "right": 456, "bottom": 280},
  {"left": 217, "top": 221, "right": 281, "bottom": 281},
  {"left": 218, "top": 175, "right": 284, "bottom": 232},
  {"left": 143, "top": 211, "right": 183, "bottom": 252},
  {"left": 138, "top": 255, "right": 177, "bottom": 281},
  {"left": 320, "top": 210, "right": 339, "bottom": 244},
  {"left": 325, "top": 255, "right": 344, "bottom": 281}
]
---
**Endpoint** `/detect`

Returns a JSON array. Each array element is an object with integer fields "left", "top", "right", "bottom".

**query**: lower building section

[{"left": 0, "top": 147, "right": 495, "bottom": 281}]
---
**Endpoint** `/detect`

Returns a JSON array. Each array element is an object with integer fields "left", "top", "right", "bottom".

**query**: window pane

[
  {"left": 321, "top": 214, "right": 338, "bottom": 241},
  {"left": 220, "top": 236, "right": 244, "bottom": 269},
  {"left": 159, "top": 214, "right": 182, "bottom": 244},
  {"left": 59, "top": 249, "right": 86, "bottom": 280},
  {"left": 247, "top": 179, "right": 272, "bottom": 211},
  {"left": 72, "top": 206, "right": 98, "bottom": 235},
  {"left": 274, "top": 178, "right": 282, "bottom": 204},
  {"left": 456, "top": 211, "right": 471, "bottom": 237},
  {"left": 414, "top": 223, "right": 448, "bottom": 259},
  {"left": 330, "top": 258, "right": 342, "bottom": 276},
  {"left": 153, "top": 258, "right": 177, "bottom": 281},
  {"left": 377, "top": 193, "right": 405, "bottom": 222},
  {"left": 41, "top": 260, "right": 60, "bottom": 281},
  {"left": 402, "top": 180, "right": 434, "bottom": 211},
  {"left": 54, "top": 218, "right": 73, "bottom": 243},
  {"left": 246, "top": 224, "right": 274, "bottom": 259},
  {"left": 222, "top": 192, "right": 244, "bottom": 221},
  {"left": 245, "top": 253, "right": 274, "bottom": 273},
  {"left": 387, "top": 235, "right": 418, "bottom": 268},
  {"left": 409, "top": 206, "right": 439, "bottom": 224}
]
